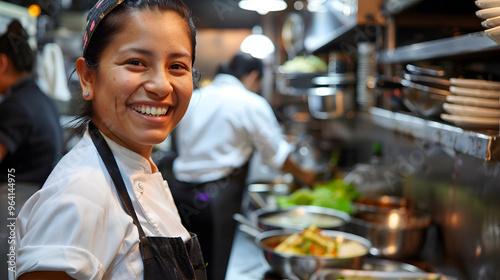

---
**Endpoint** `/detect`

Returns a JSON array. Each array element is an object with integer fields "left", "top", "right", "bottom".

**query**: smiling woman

[{"left": 13, "top": 1, "right": 207, "bottom": 280}]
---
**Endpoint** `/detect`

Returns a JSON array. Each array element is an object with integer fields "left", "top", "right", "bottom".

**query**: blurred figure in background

[
  {"left": 0, "top": 19, "right": 63, "bottom": 279},
  {"left": 171, "top": 52, "right": 316, "bottom": 280},
  {"left": 0, "top": 20, "right": 63, "bottom": 187}
]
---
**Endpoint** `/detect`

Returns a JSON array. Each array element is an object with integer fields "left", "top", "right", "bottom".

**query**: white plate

[
  {"left": 443, "top": 103, "right": 500, "bottom": 118},
  {"left": 449, "top": 86, "right": 500, "bottom": 98},
  {"left": 476, "top": 0, "right": 500, "bottom": 9},
  {"left": 440, "top": 114, "right": 500, "bottom": 129},
  {"left": 446, "top": 95, "right": 500, "bottom": 109},
  {"left": 482, "top": 15, "right": 500, "bottom": 28},
  {"left": 476, "top": 7, "right": 500, "bottom": 19},
  {"left": 449, "top": 78, "right": 500, "bottom": 89}
]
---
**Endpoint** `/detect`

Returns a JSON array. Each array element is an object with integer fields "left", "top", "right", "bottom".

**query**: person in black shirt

[{"left": 0, "top": 20, "right": 63, "bottom": 187}]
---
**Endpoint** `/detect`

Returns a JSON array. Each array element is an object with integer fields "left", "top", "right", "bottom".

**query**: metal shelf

[
  {"left": 364, "top": 107, "right": 500, "bottom": 161},
  {"left": 377, "top": 31, "right": 500, "bottom": 64},
  {"left": 382, "top": 0, "right": 424, "bottom": 15}
]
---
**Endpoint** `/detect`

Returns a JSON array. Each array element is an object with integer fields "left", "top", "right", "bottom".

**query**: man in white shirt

[{"left": 171, "top": 52, "right": 316, "bottom": 280}]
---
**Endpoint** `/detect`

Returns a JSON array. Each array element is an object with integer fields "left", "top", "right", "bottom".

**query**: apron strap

[{"left": 88, "top": 121, "right": 148, "bottom": 243}]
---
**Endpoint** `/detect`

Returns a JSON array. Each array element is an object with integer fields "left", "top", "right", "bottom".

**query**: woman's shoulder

[{"left": 43, "top": 135, "right": 110, "bottom": 197}]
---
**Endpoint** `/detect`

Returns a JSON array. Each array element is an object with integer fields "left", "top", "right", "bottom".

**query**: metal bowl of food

[
  {"left": 347, "top": 209, "right": 432, "bottom": 259},
  {"left": 255, "top": 228, "right": 372, "bottom": 280},
  {"left": 252, "top": 206, "right": 351, "bottom": 231}
]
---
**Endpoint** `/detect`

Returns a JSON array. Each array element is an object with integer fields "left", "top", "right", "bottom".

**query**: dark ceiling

[{"left": 5, "top": 0, "right": 277, "bottom": 29}]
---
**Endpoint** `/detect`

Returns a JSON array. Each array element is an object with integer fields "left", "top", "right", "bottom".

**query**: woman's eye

[
  {"left": 127, "top": 60, "right": 145, "bottom": 66},
  {"left": 170, "top": 64, "right": 184, "bottom": 70}
]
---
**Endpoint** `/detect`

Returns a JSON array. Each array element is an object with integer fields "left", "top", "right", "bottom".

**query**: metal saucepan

[
  {"left": 255, "top": 229, "right": 373, "bottom": 280},
  {"left": 346, "top": 209, "right": 432, "bottom": 259},
  {"left": 251, "top": 205, "right": 351, "bottom": 231}
]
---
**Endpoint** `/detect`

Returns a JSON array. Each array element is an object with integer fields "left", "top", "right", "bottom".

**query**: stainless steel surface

[
  {"left": 361, "top": 258, "right": 424, "bottom": 273},
  {"left": 403, "top": 73, "right": 451, "bottom": 87},
  {"left": 347, "top": 209, "right": 432, "bottom": 259},
  {"left": 314, "top": 113, "right": 500, "bottom": 279},
  {"left": 401, "top": 84, "right": 447, "bottom": 118},
  {"left": 311, "top": 73, "right": 356, "bottom": 86},
  {"left": 255, "top": 229, "right": 372, "bottom": 280},
  {"left": 377, "top": 31, "right": 500, "bottom": 64},
  {"left": 400, "top": 79, "right": 451, "bottom": 96},
  {"left": 365, "top": 107, "right": 500, "bottom": 161},
  {"left": 383, "top": 0, "right": 424, "bottom": 15},
  {"left": 304, "top": 0, "right": 386, "bottom": 53},
  {"left": 307, "top": 87, "right": 355, "bottom": 120},
  {"left": 353, "top": 196, "right": 413, "bottom": 213},
  {"left": 310, "top": 269, "right": 446, "bottom": 280},
  {"left": 405, "top": 64, "right": 448, "bottom": 78}
]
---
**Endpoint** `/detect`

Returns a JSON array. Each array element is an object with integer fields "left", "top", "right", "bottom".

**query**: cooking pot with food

[
  {"left": 252, "top": 205, "right": 350, "bottom": 231},
  {"left": 255, "top": 228, "right": 372, "bottom": 280}
]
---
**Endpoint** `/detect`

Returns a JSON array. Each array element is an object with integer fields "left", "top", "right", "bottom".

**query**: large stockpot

[
  {"left": 308, "top": 73, "right": 356, "bottom": 120},
  {"left": 346, "top": 209, "right": 432, "bottom": 259},
  {"left": 255, "top": 229, "right": 372, "bottom": 280},
  {"left": 252, "top": 205, "right": 351, "bottom": 231}
]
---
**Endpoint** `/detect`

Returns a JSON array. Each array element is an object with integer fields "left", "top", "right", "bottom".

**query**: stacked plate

[
  {"left": 476, "top": 0, "right": 500, "bottom": 28},
  {"left": 441, "top": 78, "right": 500, "bottom": 129},
  {"left": 400, "top": 64, "right": 451, "bottom": 118}
]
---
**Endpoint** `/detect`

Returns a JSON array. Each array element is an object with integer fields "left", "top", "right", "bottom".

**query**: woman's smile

[{"left": 131, "top": 104, "right": 170, "bottom": 118}]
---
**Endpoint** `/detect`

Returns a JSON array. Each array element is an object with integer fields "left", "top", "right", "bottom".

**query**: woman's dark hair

[
  {"left": 84, "top": 0, "right": 197, "bottom": 71},
  {"left": 225, "top": 52, "right": 263, "bottom": 80},
  {"left": 0, "top": 20, "right": 35, "bottom": 73},
  {"left": 71, "top": 0, "right": 198, "bottom": 138}
]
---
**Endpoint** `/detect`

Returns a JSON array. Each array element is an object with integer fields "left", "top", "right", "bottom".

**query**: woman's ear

[
  {"left": 0, "top": 54, "right": 9, "bottom": 75},
  {"left": 75, "top": 57, "right": 94, "bottom": 98}
]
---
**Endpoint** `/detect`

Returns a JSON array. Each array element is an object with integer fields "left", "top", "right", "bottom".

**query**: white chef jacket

[
  {"left": 173, "top": 74, "right": 293, "bottom": 183},
  {"left": 13, "top": 129, "right": 190, "bottom": 280}
]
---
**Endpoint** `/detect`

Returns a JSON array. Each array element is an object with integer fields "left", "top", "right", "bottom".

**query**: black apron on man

[{"left": 89, "top": 122, "right": 207, "bottom": 280}]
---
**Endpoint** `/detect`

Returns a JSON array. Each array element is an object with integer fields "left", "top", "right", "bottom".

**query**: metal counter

[{"left": 225, "top": 227, "right": 284, "bottom": 280}]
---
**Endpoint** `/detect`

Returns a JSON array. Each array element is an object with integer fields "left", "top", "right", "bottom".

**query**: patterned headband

[{"left": 83, "top": 0, "right": 125, "bottom": 56}]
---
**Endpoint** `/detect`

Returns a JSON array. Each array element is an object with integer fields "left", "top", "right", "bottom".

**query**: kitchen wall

[{"left": 316, "top": 115, "right": 500, "bottom": 280}]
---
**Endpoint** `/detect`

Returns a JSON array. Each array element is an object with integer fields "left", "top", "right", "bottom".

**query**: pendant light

[
  {"left": 240, "top": 26, "right": 275, "bottom": 59},
  {"left": 238, "top": 0, "right": 288, "bottom": 15}
]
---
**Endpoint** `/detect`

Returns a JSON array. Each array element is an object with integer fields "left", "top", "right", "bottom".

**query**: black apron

[{"left": 89, "top": 122, "right": 207, "bottom": 280}]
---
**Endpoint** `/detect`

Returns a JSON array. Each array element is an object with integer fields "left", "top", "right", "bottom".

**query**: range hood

[{"left": 304, "top": 0, "right": 386, "bottom": 53}]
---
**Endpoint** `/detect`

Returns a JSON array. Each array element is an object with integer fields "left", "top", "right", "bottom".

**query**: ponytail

[{"left": 0, "top": 20, "right": 35, "bottom": 73}]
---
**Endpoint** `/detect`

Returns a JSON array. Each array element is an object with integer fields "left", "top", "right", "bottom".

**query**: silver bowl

[
  {"left": 252, "top": 205, "right": 351, "bottom": 231},
  {"left": 255, "top": 229, "right": 372, "bottom": 280}
]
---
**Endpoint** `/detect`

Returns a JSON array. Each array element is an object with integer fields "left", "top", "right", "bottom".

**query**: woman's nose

[{"left": 145, "top": 69, "right": 174, "bottom": 97}]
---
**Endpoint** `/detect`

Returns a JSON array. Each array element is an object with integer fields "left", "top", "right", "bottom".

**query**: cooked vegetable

[
  {"left": 274, "top": 225, "right": 339, "bottom": 257},
  {"left": 279, "top": 55, "right": 328, "bottom": 73}
]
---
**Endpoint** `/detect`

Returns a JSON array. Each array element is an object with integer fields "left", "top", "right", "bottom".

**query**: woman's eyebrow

[{"left": 117, "top": 47, "right": 154, "bottom": 57}]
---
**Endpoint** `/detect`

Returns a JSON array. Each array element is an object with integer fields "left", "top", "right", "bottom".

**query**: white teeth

[{"left": 132, "top": 105, "right": 168, "bottom": 117}]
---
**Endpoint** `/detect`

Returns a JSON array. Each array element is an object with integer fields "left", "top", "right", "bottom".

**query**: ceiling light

[
  {"left": 240, "top": 26, "right": 275, "bottom": 59},
  {"left": 238, "top": 0, "right": 288, "bottom": 15}
]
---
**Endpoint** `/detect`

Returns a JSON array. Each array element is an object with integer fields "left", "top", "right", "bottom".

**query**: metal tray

[
  {"left": 310, "top": 268, "right": 447, "bottom": 280},
  {"left": 360, "top": 258, "right": 424, "bottom": 273}
]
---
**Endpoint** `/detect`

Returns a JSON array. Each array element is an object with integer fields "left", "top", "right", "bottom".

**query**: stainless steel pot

[
  {"left": 252, "top": 205, "right": 351, "bottom": 231},
  {"left": 307, "top": 86, "right": 355, "bottom": 119},
  {"left": 307, "top": 73, "right": 356, "bottom": 120},
  {"left": 346, "top": 209, "right": 432, "bottom": 259},
  {"left": 255, "top": 229, "right": 372, "bottom": 280}
]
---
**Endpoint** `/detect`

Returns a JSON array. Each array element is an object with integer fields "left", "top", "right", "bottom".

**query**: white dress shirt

[
  {"left": 14, "top": 129, "right": 189, "bottom": 280},
  {"left": 173, "top": 74, "right": 292, "bottom": 183}
]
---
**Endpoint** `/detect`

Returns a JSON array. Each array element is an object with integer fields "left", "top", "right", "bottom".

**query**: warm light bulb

[{"left": 28, "top": 4, "right": 41, "bottom": 17}]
